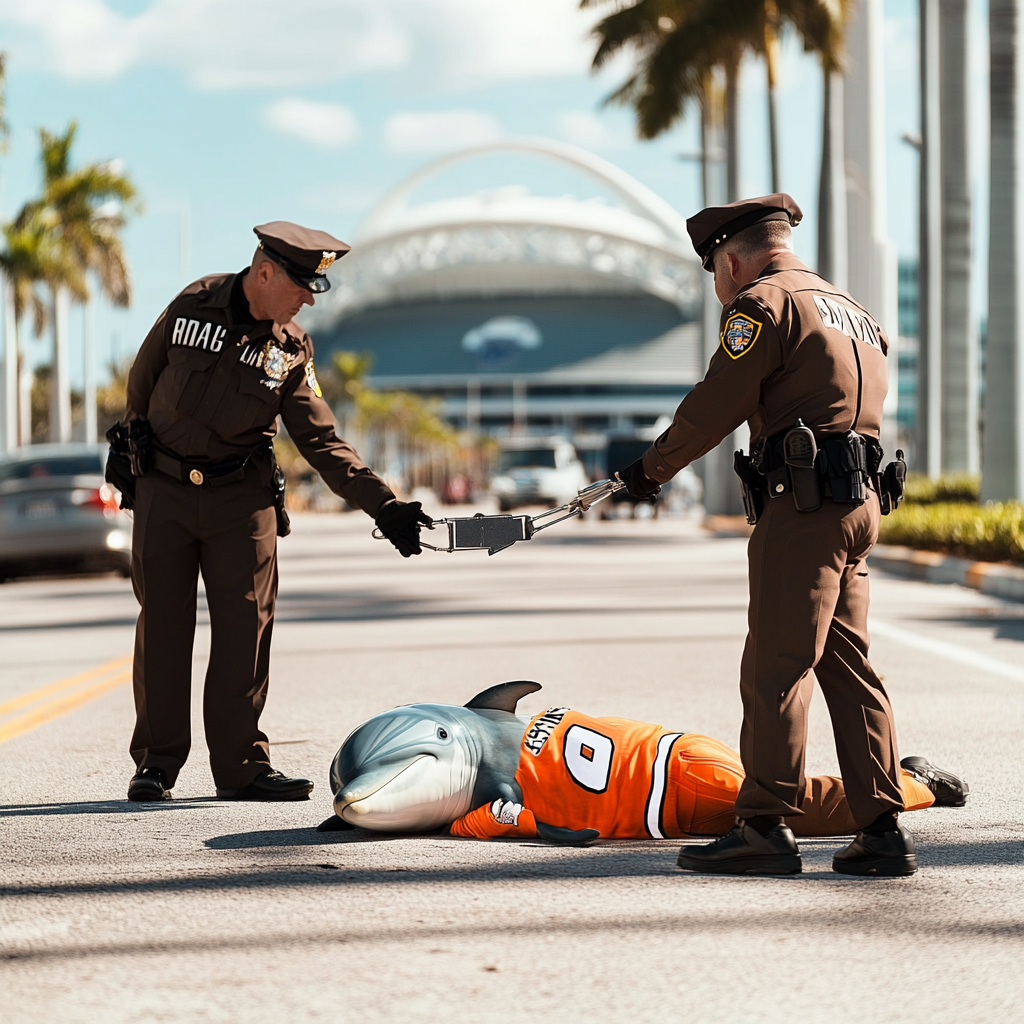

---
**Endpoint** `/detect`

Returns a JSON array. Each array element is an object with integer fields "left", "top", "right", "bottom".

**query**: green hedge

[
  {"left": 902, "top": 473, "right": 980, "bottom": 504},
  {"left": 878, "top": 501, "right": 1024, "bottom": 563}
]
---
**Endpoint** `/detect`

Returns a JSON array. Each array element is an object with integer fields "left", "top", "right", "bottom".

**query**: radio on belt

[{"left": 372, "top": 478, "right": 626, "bottom": 555}]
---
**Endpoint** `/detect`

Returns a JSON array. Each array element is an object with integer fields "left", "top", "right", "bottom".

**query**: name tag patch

[
  {"left": 814, "top": 295, "right": 883, "bottom": 350},
  {"left": 171, "top": 317, "right": 226, "bottom": 352},
  {"left": 721, "top": 312, "right": 762, "bottom": 359}
]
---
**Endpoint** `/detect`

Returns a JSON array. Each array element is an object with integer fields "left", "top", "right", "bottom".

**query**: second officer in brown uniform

[
  {"left": 619, "top": 195, "right": 925, "bottom": 877},
  {"left": 115, "top": 222, "right": 431, "bottom": 803}
]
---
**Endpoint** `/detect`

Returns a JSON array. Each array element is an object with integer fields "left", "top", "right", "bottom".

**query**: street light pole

[
  {"left": 919, "top": 0, "right": 943, "bottom": 478},
  {"left": 983, "top": 0, "right": 1024, "bottom": 500}
]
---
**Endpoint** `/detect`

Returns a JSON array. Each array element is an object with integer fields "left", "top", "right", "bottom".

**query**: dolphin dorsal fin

[{"left": 465, "top": 680, "right": 542, "bottom": 713}]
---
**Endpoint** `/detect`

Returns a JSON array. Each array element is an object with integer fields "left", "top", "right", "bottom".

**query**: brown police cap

[
  {"left": 253, "top": 221, "right": 352, "bottom": 293},
  {"left": 686, "top": 194, "right": 803, "bottom": 271}
]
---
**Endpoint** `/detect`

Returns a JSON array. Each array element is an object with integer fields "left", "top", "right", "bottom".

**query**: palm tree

[
  {"left": 582, "top": 0, "right": 852, "bottom": 255},
  {"left": 0, "top": 214, "right": 61, "bottom": 446},
  {"left": 19, "top": 122, "right": 136, "bottom": 442}
]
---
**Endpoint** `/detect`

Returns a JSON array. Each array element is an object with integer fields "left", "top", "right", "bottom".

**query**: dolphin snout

[{"left": 335, "top": 753, "right": 460, "bottom": 831}]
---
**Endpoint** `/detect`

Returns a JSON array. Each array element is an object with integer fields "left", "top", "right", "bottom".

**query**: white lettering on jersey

[
  {"left": 211, "top": 326, "right": 226, "bottom": 352},
  {"left": 172, "top": 318, "right": 186, "bottom": 345},
  {"left": 195, "top": 322, "right": 211, "bottom": 349},
  {"left": 563, "top": 725, "right": 614, "bottom": 793},
  {"left": 814, "top": 295, "right": 883, "bottom": 351},
  {"left": 523, "top": 707, "right": 569, "bottom": 756}
]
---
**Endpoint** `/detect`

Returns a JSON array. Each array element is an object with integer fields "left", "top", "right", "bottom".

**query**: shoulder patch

[
  {"left": 721, "top": 312, "right": 762, "bottom": 359},
  {"left": 304, "top": 359, "right": 322, "bottom": 398}
]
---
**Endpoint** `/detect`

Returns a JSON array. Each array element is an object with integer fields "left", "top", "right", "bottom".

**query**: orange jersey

[
  {"left": 448, "top": 707, "right": 937, "bottom": 841},
  {"left": 450, "top": 708, "right": 686, "bottom": 840}
]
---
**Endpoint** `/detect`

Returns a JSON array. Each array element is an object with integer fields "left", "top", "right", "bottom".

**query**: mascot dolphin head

[{"left": 327, "top": 681, "right": 540, "bottom": 832}]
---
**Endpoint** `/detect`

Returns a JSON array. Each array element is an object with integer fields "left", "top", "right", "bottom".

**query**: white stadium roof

[{"left": 308, "top": 137, "right": 702, "bottom": 325}]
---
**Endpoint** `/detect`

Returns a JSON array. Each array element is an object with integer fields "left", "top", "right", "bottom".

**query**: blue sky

[{"left": 0, "top": 0, "right": 988, "bottom": 385}]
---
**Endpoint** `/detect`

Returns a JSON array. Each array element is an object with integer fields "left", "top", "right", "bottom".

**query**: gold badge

[
  {"left": 305, "top": 359, "right": 322, "bottom": 398},
  {"left": 720, "top": 312, "right": 762, "bottom": 359},
  {"left": 189, "top": 468, "right": 204, "bottom": 485},
  {"left": 261, "top": 339, "right": 291, "bottom": 382},
  {"left": 315, "top": 251, "right": 337, "bottom": 275}
]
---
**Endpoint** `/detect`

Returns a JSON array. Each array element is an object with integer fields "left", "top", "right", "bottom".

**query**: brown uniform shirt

[
  {"left": 642, "top": 253, "right": 890, "bottom": 483},
  {"left": 126, "top": 270, "right": 394, "bottom": 515}
]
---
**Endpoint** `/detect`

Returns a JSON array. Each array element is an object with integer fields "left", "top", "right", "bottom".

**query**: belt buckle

[{"left": 189, "top": 468, "right": 204, "bottom": 486}]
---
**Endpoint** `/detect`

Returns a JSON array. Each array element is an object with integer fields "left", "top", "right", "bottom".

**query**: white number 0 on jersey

[{"left": 563, "top": 724, "right": 614, "bottom": 793}]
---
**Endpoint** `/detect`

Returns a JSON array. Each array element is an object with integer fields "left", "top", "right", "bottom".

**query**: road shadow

[
  {"left": 0, "top": 798, "right": 221, "bottom": 818},
  {"left": 922, "top": 615, "right": 1024, "bottom": 643},
  {"left": 203, "top": 826, "right": 437, "bottom": 849}
]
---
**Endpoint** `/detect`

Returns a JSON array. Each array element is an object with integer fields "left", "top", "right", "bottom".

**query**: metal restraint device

[{"left": 373, "top": 478, "right": 626, "bottom": 556}]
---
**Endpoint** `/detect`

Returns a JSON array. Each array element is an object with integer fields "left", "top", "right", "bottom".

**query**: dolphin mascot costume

[{"left": 318, "top": 681, "right": 967, "bottom": 843}]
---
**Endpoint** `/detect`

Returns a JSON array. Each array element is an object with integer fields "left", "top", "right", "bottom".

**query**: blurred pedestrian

[
  {"left": 618, "top": 195, "right": 917, "bottom": 877},
  {"left": 110, "top": 222, "right": 432, "bottom": 803}
]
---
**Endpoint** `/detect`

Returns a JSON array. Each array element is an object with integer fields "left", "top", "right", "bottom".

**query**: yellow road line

[
  {"left": 0, "top": 669, "right": 132, "bottom": 746},
  {"left": 0, "top": 655, "right": 132, "bottom": 718}
]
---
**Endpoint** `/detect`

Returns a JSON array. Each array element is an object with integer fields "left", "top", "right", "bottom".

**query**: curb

[{"left": 869, "top": 544, "right": 1024, "bottom": 603}]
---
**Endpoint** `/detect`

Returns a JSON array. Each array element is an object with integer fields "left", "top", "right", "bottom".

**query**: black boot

[
  {"left": 677, "top": 822, "right": 802, "bottom": 875},
  {"left": 127, "top": 766, "right": 172, "bottom": 802},
  {"left": 901, "top": 756, "right": 969, "bottom": 807},
  {"left": 833, "top": 823, "right": 918, "bottom": 877},
  {"left": 217, "top": 768, "right": 313, "bottom": 801}
]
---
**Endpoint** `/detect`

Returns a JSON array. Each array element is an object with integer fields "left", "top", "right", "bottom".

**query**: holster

[
  {"left": 105, "top": 420, "right": 156, "bottom": 510},
  {"left": 878, "top": 449, "right": 907, "bottom": 516},
  {"left": 270, "top": 458, "right": 291, "bottom": 538},
  {"left": 734, "top": 450, "right": 766, "bottom": 526}
]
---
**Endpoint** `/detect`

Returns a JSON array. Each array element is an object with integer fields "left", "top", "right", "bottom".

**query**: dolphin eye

[{"left": 437, "top": 728, "right": 448, "bottom": 739}]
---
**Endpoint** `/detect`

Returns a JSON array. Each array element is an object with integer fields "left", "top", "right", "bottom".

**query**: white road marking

[{"left": 870, "top": 619, "right": 1024, "bottom": 683}]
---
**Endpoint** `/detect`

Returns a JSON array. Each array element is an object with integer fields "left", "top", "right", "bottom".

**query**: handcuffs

[{"left": 372, "top": 478, "right": 626, "bottom": 556}]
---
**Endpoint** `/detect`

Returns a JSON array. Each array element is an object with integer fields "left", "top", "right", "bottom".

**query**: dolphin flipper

[
  {"left": 535, "top": 821, "right": 600, "bottom": 846},
  {"left": 465, "top": 680, "right": 542, "bottom": 713},
  {"left": 317, "top": 814, "right": 355, "bottom": 832}
]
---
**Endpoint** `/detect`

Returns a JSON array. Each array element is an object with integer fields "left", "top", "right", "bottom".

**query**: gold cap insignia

[{"left": 315, "top": 251, "right": 337, "bottom": 275}]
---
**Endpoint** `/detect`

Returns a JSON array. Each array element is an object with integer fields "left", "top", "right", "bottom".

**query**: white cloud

[
  {"left": 383, "top": 110, "right": 503, "bottom": 154},
  {"left": 264, "top": 99, "right": 359, "bottom": 148},
  {"left": 555, "top": 110, "right": 622, "bottom": 150},
  {"left": 0, "top": 0, "right": 594, "bottom": 90}
]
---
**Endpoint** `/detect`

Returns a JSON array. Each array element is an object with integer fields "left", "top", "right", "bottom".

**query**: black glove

[
  {"left": 617, "top": 459, "right": 662, "bottom": 501},
  {"left": 375, "top": 499, "right": 433, "bottom": 557}
]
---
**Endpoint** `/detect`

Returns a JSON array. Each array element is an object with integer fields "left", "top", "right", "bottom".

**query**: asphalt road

[{"left": 1, "top": 508, "right": 1022, "bottom": 1023}]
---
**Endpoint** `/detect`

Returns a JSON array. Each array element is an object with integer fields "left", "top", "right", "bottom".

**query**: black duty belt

[{"left": 152, "top": 448, "right": 256, "bottom": 487}]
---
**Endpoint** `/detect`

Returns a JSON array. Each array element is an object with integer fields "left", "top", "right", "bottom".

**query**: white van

[{"left": 490, "top": 436, "right": 589, "bottom": 511}]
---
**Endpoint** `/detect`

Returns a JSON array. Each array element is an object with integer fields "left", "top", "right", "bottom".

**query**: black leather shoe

[
  {"left": 901, "top": 756, "right": 969, "bottom": 807},
  {"left": 833, "top": 824, "right": 918, "bottom": 877},
  {"left": 217, "top": 768, "right": 313, "bottom": 801},
  {"left": 677, "top": 822, "right": 802, "bottom": 875},
  {"left": 127, "top": 766, "right": 171, "bottom": 802}
]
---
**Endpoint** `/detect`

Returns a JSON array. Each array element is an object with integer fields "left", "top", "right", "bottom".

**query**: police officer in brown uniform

[
  {"left": 619, "top": 195, "right": 925, "bottom": 876},
  {"left": 113, "top": 222, "right": 431, "bottom": 803}
]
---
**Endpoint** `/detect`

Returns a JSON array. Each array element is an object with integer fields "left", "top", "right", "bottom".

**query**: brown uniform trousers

[
  {"left": 129, "top": 465, "right": 278, "bottom": 790},
  {"left": 734, "top": 491, "right": 904, "bottom": 828}
]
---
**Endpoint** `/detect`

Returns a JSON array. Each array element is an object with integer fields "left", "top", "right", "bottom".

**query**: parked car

[
  {"left": 0, "top": 444, "right": 132, "bottom": 581},
  {"left": 490, "top": 436, "right": 589, "bottom": 512}
]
